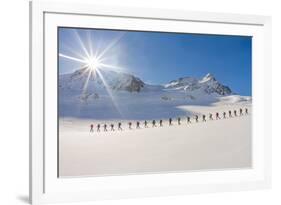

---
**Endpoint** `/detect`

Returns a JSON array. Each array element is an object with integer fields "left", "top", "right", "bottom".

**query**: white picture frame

[{"left": 29, "top": 1, "right": 272, "bottom": 204}]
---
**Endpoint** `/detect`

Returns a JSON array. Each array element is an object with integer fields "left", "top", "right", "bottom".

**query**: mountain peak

[{"left": 201, "top": 73, "right": 216, "bottom": 82}]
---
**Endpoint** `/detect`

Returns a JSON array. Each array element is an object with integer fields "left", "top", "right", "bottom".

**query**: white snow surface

[{"left": 59, "top": 104, "right": 252, "bottom": 177}]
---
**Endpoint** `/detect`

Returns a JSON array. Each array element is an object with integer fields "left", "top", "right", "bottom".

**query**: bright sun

[
  {"left": 85, "top": 57, "right": 101, "bottom": 71},
  {"left": 59, "top": 30, "right": 126, "bottom": 113}
]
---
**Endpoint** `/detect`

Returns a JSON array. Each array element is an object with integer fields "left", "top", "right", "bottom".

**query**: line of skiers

[{"left": 90, "top": 107, "right": 249, "bottom": 132}]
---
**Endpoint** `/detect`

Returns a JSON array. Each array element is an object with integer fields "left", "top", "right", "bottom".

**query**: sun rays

[{"left": 59, "top": 29, "right": 126, "bottom": 116}]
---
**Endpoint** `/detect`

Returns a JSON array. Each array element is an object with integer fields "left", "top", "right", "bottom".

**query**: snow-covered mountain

[
  {"left": 59, "top": 68, "right": 250, "bottom": 120},
  {"left": 59, "top": 68, "right": 232, "bottom": 96},
  {"left": 59, "top": 67, "right": 145, "bottom": 93},
  {"left": 164, "top": 73, "right": 232, "bottom": 96}
]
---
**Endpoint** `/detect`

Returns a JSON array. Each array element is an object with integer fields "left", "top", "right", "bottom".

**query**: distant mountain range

[
  {"left": 58, "top": 68, "right": 250, "bottom": 119},
  {"left": 59, "top": 68, "right": 232, "bottom": 96}
]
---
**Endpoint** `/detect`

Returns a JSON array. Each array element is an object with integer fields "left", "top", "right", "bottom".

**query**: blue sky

[{"left": 59, "top": 27, "right": 252, "bottom": 96}]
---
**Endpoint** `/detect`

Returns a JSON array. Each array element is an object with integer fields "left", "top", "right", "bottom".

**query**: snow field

[{"left": 59, "top": 104, "right": 252, "bottom": 177}]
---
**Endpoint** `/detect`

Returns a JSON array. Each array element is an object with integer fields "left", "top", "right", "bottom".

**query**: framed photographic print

[{"left": 30, "top": 1, "right": 272, "bottom": 204}]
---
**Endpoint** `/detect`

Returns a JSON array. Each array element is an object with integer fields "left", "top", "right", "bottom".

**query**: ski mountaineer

[
  {"left": 152, "top": 120, "right": 156, "bottom": 127},
  {"left": 97, "top": 124, "right": 100, "bottom": 132},
  {"left": 195, "top": 115, "right": 199, "bottom": 123},
  {"left": 209, "top": 113, "right": 213, "bottom": 120},
  {"left": 103, "top": 124, "right": 107, "bottom": 132},
  {"left": 118, "top": 122, "right": 122, "bottom": 131},
  {"left": 216, "top": 112, "right": 220, "bottom": 120},
  {"left": 159, "top": 119, "right": 163, "bottom": 127},
  {"left": 144, "top": 120, "right": 148, "bottom": 128},
  {"left": 239, "top": 108, "right": 243, "bottom": 116},
  {"left": 177, "top": 117, "right": 181, "bottom": 125},
  {"left": 234, "top": 110, "right": 237, "bottom": 117},
  {"left": 223, "top": 112, "right": 226, "bottom": 119},
  {"left": 90, "top": 124, "right": 94, "bottom": 132},
  {"left": 169, "top": 118, "right": 173, "bottom": 126},
  {"left": 187, "top": 116, "right": 191, "bottom": 123},
  {"left": 136, "top": 121, "right": 140, "bottom": 129},
  {"left": 245, "top": 108, "right": 248, "bottom": 115},
  {"left": 229, "top": 110, "right": 232, "bottom": 118},
  {"left": 110, "top": 124, "right": 114, "bottom": 131},
  {"left": 202, "top": 114, "right": 206, "bottom": 122},
  {"left": 128, "top": 122, "right": 132, "bottom": 130}
]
